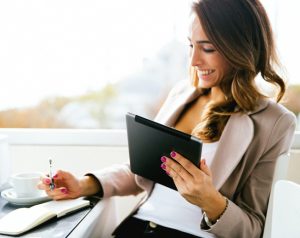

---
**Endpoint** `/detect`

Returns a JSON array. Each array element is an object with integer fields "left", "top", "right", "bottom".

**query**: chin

[{"left": 198, "top": 81, "right": 214, "bottom": 89}]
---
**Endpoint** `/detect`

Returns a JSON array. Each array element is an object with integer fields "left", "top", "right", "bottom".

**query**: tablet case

[{"left": 126, "top": 112, "right": 202, "bottom": 190}]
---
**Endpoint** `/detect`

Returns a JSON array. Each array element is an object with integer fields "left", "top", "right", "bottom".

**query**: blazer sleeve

[
  {"left": 201, "top": 112, "right": 297, "bottom": 238},
  {"left": 90, "top": 163, "right": 144, "bottom": 198}
]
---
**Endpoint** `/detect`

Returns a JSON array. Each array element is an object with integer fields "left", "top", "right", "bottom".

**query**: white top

[{"left": 134, "top": 142, "right": 219, "bottom": 237}]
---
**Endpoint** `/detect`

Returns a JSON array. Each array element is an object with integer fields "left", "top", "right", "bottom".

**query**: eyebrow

[{"left": 187, "top": 37, "right": 212, "bottom": 44}]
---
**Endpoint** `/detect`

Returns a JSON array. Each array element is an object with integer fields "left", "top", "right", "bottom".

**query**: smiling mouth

[{"left": 197, "top": 69, "right": 215, "bottom": 76}]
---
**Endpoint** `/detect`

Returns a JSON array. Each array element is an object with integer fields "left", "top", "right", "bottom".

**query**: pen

[{"left": 49, "top": 158, "right": 55, "bottom": 191}]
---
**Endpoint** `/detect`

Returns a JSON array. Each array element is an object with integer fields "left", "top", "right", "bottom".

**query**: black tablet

[{"left": 126, "top": 112, "right": 202, "bottom": 190}]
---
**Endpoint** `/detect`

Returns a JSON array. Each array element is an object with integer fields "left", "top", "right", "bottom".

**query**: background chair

[
  {"left": 263, "top": 153, "right": 290, "bottom": 238},
  {"left": 271, "top": 180, "right": 300, "bottom": 238}
]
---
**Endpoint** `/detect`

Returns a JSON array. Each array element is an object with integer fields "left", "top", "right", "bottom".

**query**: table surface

[{"left": 0, "top": 195, "right": 101, "bottom": 238}]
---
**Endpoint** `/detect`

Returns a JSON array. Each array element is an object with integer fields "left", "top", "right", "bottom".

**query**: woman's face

[{"left": 189, "top": 14, "right": 232, "bottom": 89}]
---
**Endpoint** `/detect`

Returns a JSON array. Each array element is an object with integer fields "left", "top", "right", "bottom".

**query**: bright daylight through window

[{"left": 0, "top": 0, "right": 299, "bottom": 129}]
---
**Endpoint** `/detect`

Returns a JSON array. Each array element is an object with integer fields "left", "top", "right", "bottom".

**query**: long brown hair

[{"left": 191, "top": 0, "right": 285, "bottom": 142}]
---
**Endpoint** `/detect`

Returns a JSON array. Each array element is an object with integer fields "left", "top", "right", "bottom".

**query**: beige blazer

[{"left": 93, "top": 80, "right": 296, "bottom": 238}]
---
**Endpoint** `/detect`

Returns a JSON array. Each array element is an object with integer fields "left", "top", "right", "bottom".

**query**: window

[
  {"left": 0, "top": 0, "right": 190, "bottom": 129},
  {"left": 262, "top": 0, "right": 300, "bottom": 129},
  {"left": 0, "top": 1, "right": 299, "bottom": 129}
]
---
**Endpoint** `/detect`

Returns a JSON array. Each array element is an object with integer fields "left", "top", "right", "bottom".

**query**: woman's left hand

[{"left": 162, "top": 151, "right": 226, "bottom": 220}]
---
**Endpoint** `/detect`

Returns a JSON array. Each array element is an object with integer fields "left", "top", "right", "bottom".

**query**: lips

[{"left": 197, "top": 69, "right": 215, "bottom": 76}]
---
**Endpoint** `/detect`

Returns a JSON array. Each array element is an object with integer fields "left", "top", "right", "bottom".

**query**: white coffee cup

[{"left": 10, "top": 172, "right": 44, "bottom": 198}]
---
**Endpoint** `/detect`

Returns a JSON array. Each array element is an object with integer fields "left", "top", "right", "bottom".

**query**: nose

[{"left": 190, "top": 47, "right": 203, "bottom": 67}]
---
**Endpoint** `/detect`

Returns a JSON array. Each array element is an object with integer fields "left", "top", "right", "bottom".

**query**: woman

[{"left": 38, "top": 0, "right": 296, "bottom": 237}]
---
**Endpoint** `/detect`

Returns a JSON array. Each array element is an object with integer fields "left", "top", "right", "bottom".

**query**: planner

[{"left": 0, "top": 198, "right": 90, "bottom": 236}]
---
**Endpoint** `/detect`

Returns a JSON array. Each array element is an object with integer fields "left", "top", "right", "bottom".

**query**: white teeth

[{"left": 198, "top": 70, "right": 213, "bottom": 75}]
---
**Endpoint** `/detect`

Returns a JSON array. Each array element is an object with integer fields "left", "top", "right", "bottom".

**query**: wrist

[
  {"left": 79, "top": 175, "right": 102, "bottom": 197},
  {"left": 203, "top": 193, "right": 227, "bottom": 221},
  {"left": 78, "top": 176, "right": 89, "bottom": 196},
  {"left": 203, "top": 196, "right": 228, "bottom": 227}
]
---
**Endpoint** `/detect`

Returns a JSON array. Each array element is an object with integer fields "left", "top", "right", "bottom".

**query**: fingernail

[
  {"left": 53, "top": 174, "right": 58, "bottom": 178},
  {"left": 161, "top": 156, "right": 166, "bottom": 162},
  {"left": 44, "top": 178, "right": 51, "bottom": 184},
  {"left": 161, "top": 163, "right": 166, "bottom": 170},
  {"left": 60, "top": 188, "right": 68, "bottom": 194},
  {"left": 170, "top": 151, "right": 176, "bottom": 158}
]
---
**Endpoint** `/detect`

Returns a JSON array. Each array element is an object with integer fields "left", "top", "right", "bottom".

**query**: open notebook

[{"left": 0, "top": 198, "right": 90, "bottom": 236}]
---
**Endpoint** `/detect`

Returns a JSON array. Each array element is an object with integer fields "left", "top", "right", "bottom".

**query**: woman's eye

[{"left": 203, "top": 48, "right": 215, "bottom": 53}]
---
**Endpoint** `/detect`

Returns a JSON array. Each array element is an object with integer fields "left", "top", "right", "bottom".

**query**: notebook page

[
  {"left": 0, "top": 207, "right": 55, "bottom": 235},
  {"left": 35, "top": 198, "right": 90, "bottom": 217}
]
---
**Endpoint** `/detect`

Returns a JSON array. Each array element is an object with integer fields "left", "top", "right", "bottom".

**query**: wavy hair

[{"left": 190, "top": 0, "right": 285, "bottom": 142}]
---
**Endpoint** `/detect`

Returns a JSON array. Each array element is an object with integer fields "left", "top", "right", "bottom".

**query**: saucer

[{"left": 1, "top": 188, "right": 51, "bottom": 206}]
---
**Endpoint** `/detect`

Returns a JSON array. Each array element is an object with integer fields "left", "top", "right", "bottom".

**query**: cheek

[
  {"left": 214, "top": 58, "right": 232, "bottom": 78},
  {"left": 214, "top": 69, "right": 227, "bottom": 84}
]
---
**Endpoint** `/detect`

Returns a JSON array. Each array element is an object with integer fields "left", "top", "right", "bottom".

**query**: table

[{"left": 0, "top": 196, "right": 117, "bottom": 238}]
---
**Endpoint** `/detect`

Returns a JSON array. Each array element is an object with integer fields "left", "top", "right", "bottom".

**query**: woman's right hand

[{"left": 38, "top": 170, "right": 83, "bottom": 200}]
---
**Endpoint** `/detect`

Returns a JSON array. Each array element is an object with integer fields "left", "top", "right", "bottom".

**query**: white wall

[{"left": 10, "top": 145, "right": 129, "bottom": 176}]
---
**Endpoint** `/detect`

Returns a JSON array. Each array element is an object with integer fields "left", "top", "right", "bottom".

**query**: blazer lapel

[
  {"left": 210, "top": 113, "right": 254, "bottom": 190},
  {"left": 155, "top": 85, "right": 200, "bottom": 126},
  {"left": 154, "top": 82, "right": 262, "bottom": 190}
]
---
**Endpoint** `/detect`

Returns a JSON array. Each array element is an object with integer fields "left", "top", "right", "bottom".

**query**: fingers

[
  {"left": 37, "top": 176, "right": 52, "bottom": 190},
  {"left": 166, "top": 151, "right": 201, "bottom": 176},
  {"left": 161, "top": 151, "right": 212, "bottom": 183},
  {"left": 37, "top": 180, "right": 69, "bottom": 200},
  {"left": 37, "top": 170, "right": 71, "bottom": 200},
  {"left": 161, "top": 152, "right": 195, "bottom": 182},
  {"left": 51, "top": 169, "right": 68, "bottom": 180},
  {"left": 200, "top": 159, "right": 212, "bottom": 177},
  {"left": 47, "top": 187, "right": 69, "bottom": 200}
]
